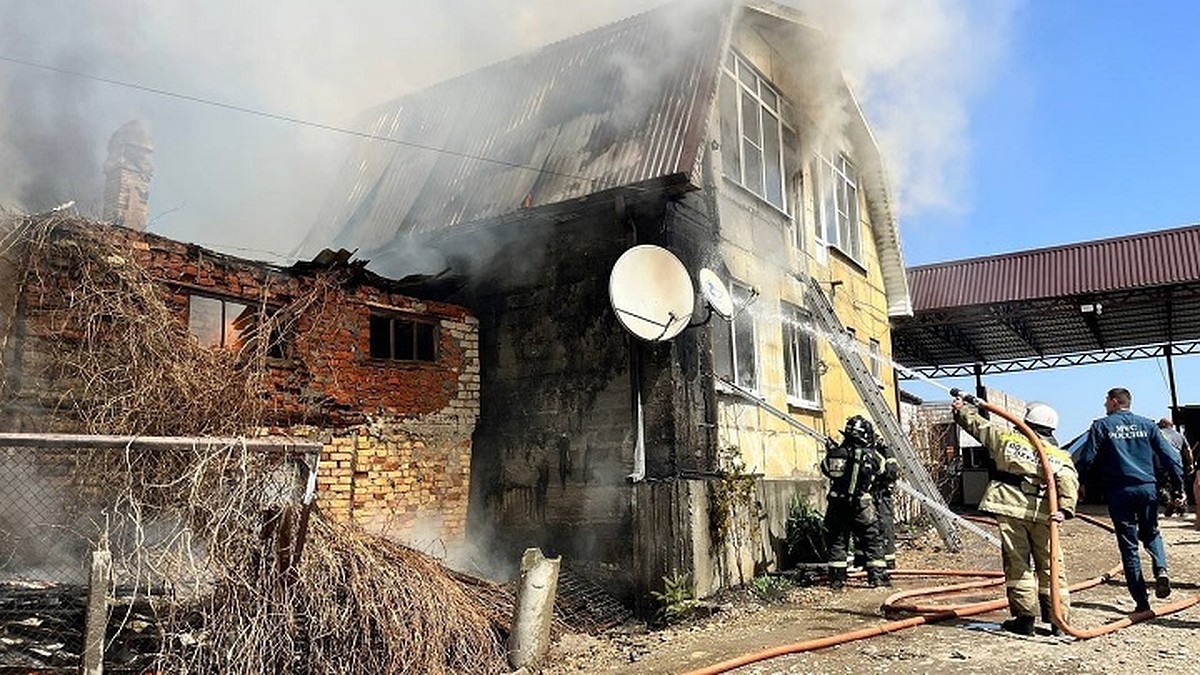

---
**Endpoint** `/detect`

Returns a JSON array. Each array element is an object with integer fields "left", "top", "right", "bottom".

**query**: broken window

[
  {"left": 783, "top": 305, "right": 820, "bottom": 407},
  {"left": 369, "top": 314, "right": 437, "bottom": 362},
  {"left": 813, "top": 151, "right": 862, "bottom": 263},
  {"left": 719, "top": 51, "right": 793, "bottom": 214},
  {"left": 714, "top": 282, "right": 757, "bottom": 390},
  {"left": 187, "top": 294, "right": 285, "bottom": 357}
]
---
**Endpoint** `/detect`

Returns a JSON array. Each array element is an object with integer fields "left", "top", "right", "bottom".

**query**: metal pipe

[{"left": 0, "top": 432, "right": 322, "bottom": 453}]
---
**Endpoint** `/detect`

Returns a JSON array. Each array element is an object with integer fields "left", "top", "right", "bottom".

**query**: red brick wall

[{"left": 3, "top": 219, "right": 479, "bottom": 547}]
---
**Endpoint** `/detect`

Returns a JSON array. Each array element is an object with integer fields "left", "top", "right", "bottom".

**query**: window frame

[
  {"left": 812, "top": 151, "right": 863, "bottom": 264},
  {"left": 869, "top": 338, "right": 883, "bottom": 383},
  {"left": 368, "top": 313, "right": 439, "bottom": 363},
  {"left": 714, "top": 281, "right": 759, "bottom": 392},
  {"left": 719, "top": 51, "right": 795, "bottom": 216},
  {"left": 782, "top": 304, "right": 821, "bottom": 409},
  {"left": 186, "top": 293, "right": 286, "bottom": 358}
]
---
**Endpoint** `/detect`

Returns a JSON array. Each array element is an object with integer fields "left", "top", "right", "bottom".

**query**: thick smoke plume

[{"left": 0, "top": 0, "right": 1012, "bottom": 259}]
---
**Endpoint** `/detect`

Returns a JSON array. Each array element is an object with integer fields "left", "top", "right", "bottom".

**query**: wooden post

[
  {"left": 82, "top": 548, "right": 112, "bottom": 675},
  {"left": 507, "top": 548, "right": 561, "bottom": 670}
]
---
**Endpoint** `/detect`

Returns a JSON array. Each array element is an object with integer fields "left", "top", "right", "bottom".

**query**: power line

[{"left": 0, "top": 53, "right": 604, "bottom": 186}]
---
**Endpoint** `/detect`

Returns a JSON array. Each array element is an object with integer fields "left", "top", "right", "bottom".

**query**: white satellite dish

[
  {"left": 609, "top": 245, "right": 695, "bottom": 341},
  {"left": 698, "top": 268, "right": 734, "bottom": 320}
]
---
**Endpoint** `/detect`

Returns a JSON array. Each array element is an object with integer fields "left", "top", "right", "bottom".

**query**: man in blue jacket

[{"left": 1074, "top": 387, "right": 1184, "bottom": 612}]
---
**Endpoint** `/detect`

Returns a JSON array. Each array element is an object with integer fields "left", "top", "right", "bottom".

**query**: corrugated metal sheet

[
  {"left": 305, "top": 4, "right": 729, "bottom": 255},
  {"left": 909, "top": 224, "right": 1200, "bottom": 311}
]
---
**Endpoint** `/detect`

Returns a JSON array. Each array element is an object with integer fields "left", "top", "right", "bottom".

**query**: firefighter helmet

[
  {"left": 1024, "top": 402, "right": 1059, "bottom": 432},
  {"left": 844, "top": 415, "right": 874, "bottom": 445}
]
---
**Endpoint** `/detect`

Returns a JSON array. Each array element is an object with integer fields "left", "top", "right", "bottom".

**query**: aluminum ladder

[{"left": 804, "top": 277, "right": 962, "bottom": 551}]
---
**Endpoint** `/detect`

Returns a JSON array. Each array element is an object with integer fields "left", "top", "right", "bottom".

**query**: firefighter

[
  {"left": 822, "top": 415, "right": 890, "bottom": 589},
  {"left": 872, "top": 439, "right": 900, "bottom": 569},
  {"left": 952, "top": 393, "right": 1079, "bottom": 636}
]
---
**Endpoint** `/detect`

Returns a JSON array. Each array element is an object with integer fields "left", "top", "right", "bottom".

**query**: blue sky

[{"left": 898, "top": 1, "right": 1200, "bottom": 439}]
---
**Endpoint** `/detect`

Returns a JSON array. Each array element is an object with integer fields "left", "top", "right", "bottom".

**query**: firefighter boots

[
  {"left": 828, "top": 567, "right": 847, "bottom": 590},
  {"left": 1000, "top": 615, "right": 1035, "bottom": 636},
  {"left": 867, "top": 568, "right": 891, "bottom": 588},
  {"left": 1039, "top": 596, "right": 1063, "bottom": 636}
]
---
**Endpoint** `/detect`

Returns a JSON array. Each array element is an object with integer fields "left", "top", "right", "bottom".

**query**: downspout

[{"left": 618, "top": 194, "right": 646, "bottom": 482}]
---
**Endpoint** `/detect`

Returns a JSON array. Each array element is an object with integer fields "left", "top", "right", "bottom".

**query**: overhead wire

[{"left": 0, "top": 53, "right": 609, "bottom": 188}]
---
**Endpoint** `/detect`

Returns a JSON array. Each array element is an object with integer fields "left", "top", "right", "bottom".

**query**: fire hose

[{"left": 683, "top": 394, "right": 1200, "bottom": 675}]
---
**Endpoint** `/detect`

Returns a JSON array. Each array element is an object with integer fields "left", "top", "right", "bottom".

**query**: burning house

[
  {"left": 0, "top": 214, "right": 480, "bottom": 549},
  {"left": 301, "top": 0, "right": 915, "bottom": 602}
]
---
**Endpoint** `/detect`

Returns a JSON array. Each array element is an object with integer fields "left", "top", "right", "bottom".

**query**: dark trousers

[
  {"left": 874, "top": 489, "right": 896, "bottom": 566},
  {"left": 825, "top": 493, "right": 884, "bottom": 570},
  {"left": 1107, "top": 483, "right": 1168, "bottom": 606}
]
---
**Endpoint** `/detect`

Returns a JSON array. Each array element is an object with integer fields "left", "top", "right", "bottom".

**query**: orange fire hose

[{"left": 684, "top": 399, "right": 1200, "bottom": 675}]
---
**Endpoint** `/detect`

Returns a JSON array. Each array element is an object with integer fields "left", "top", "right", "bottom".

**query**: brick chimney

[{"left": 102, "top": 120, "right": 153, "bottom": 231}]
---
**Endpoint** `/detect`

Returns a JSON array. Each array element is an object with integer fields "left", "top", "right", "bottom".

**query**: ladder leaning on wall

[{"left": 804, "top": 277, "right": 963, "bottom": 552}]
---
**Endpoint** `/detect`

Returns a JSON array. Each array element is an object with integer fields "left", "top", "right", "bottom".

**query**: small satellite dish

[
  {"left": 609, "top": 245, "right": 695, "bottom": 341},
  {"left": 698, "top": 268, "right": 734, "bottom": 320}
]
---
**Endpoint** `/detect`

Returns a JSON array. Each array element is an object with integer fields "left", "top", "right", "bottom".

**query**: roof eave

[{"left": 844, "top": 87, "right": 913, "bottom": 318}]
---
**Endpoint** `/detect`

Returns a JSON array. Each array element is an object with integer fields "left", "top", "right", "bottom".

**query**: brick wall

[{"left": 2, "top": 218, "right": 479, "bottom": 547}]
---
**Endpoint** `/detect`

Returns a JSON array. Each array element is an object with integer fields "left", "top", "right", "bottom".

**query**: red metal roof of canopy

[
  {"left": 894, "top": 223, "right": 1200, "bottom": 378},
  {"left": 909, "top": 223, "right": 1200, "bottom": 311}
]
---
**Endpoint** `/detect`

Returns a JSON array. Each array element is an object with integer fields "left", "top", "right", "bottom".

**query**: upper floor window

[
  {"left": 188, "top": 294, "right": 285, "bottom": 358},
  {"left": 713, "top": 282, "right": 758, "bottom": 391},
  {"left": 812, "top": 152, "right": 862, "bottom": 262},
  {"left": 718, "top": 52, "right": 795, "bottom": 214},
  {"left": 369, "top": 314, "right": 437, "bottom": 362},
  {"left": 783, "top": 305, "right": 820, "bottom": 408}
]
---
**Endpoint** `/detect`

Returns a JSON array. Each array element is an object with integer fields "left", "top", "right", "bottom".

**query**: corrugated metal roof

[
  {"left": 909, "top": 224, "right": 1200, "bottom": 311},
  {"left": 303, "top": 3, "right": 730, "bottom": 255}
]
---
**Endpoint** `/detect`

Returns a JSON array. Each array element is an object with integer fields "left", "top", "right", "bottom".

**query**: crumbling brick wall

[{"left": 1, "top": 217, "right": 479, "bottom": 547}]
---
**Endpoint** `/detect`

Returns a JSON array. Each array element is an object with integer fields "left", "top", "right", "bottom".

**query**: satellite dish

[
  {"left": 698, "top": 268, "right": 734, "bottom": 320},
  {"left": 609, "top": 245, "right": 695, "bottom": 341}
]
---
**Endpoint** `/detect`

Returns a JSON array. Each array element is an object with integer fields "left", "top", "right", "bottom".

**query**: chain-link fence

[{"left": 0, "top": 433, "right": 321, "bottom": 671}]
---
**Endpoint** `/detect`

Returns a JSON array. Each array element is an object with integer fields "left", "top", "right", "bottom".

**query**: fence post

[
  {"left": 82, "top": 546, "right": 112, "bottom": 675},
  {"left": 507, "top": 548, "right": 560, "bottom": 670}
]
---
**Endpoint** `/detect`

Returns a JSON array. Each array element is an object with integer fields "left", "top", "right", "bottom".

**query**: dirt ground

[{"left": 545, "top": 505, "right": 1200, "bottom": 674}]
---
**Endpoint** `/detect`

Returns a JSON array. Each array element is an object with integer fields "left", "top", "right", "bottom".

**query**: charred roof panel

[{"left": 307, "top": 4, "right": 731, "bottom": 255}]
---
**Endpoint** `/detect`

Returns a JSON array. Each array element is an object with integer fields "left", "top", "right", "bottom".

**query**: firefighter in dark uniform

[
  {"left": 872, "top": 439, "right": 900, "bottom": 569},
  {"left": 822, "top": 415, "right": 890, "bottom": 588}
]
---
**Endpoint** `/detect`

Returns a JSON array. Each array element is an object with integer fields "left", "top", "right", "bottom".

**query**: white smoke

[
  {"left": 0, "top": 0, "right": 1012, "bottom": 256},
  {"left": 795, "top": 0, "right": 1018, "bottom": 218}
]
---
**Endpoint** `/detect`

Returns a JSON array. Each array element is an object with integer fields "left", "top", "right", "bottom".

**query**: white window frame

[
  {"left": 812, "top": 151, "right": 863, "bottom": 263},
  {"left": 714, "top": 281, "right": 759, "bottom": 391},
  {"left": 783, "top": 304, "right": 821, "bottom": 409},
  {"left": 869, "top": 338, "right": 882, "bottom": 383},
  {"left": 719, "top": 51, "right": 794, "bottom": 215}
]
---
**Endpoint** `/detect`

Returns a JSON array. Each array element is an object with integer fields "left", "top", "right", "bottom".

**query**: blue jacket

[{"left": 1074, "top": 410, "right": 1183, "bottom": 493}]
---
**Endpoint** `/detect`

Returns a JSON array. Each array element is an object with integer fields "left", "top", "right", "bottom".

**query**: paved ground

[{"left": 546, "top": 505, "right": 1200, "bottom": 674}]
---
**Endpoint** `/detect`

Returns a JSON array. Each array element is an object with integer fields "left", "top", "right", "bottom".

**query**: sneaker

[
  {"left": 1155, "top": 574, "right": 1172, "bottom": 599},
  {"left": 1001, "top": 615, "right": 1035, "bottom": 636}
]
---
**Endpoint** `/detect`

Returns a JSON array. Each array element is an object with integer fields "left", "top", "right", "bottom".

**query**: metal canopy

[{"left": 893, "top": 225, "right": 1200, "bottom": 380}]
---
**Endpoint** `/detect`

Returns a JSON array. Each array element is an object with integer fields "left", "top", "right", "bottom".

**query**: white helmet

[{"left": 1024, "top": 402, "right": 1058, "bottom": 431}]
